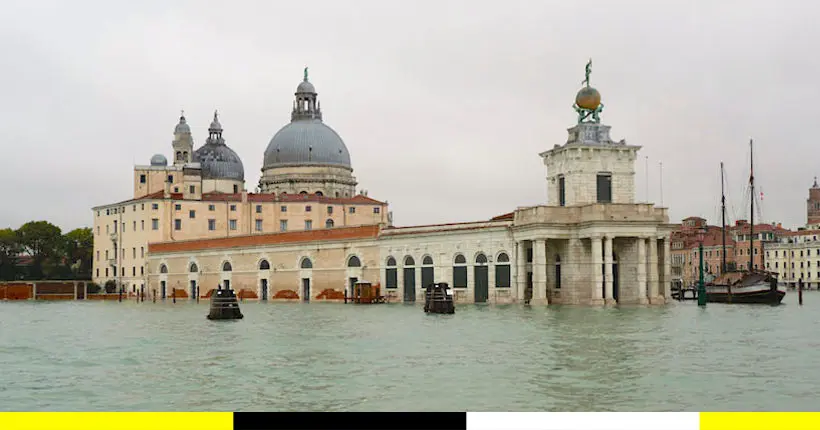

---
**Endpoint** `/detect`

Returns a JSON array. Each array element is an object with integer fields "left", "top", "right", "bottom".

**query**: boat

[{"left": 703, "top": 140, "right": 786, "bottom": 304}]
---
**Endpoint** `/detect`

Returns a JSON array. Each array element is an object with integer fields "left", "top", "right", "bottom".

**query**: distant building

[{"left": 764, "top": 179, "right": 820, "bottom": 288}]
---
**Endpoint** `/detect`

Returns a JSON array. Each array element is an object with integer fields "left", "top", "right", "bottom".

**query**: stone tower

[
  {"left": 172, "top": 112, "right": 194, "bottom": 165},
  {"left": 807, "top": 177, "right": 820, "bottom": 227},
  {"left": 540, "top": 62, "right": 640, "bottom": 207}
]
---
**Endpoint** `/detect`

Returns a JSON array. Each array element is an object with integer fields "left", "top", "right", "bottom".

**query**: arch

[
  {"left": 475, "top": 253, "right": 488, "bottom": 265},
  {"left": 299, "top": 191, "right": 308, "bottom": 195},
  {"left": 347, "top": 255, "right": 361, "bottom": 267},
  {"left": 159, "top": 264, "right": 168, "bottom": 274},
  {"left": 189, "top": 262, "right": 198, "bottom": 273},
  {"left": 183, "top": 151, "right": 188, "bottom": 160},
  {"left": 259, "top": 259, "right": 270, "bottom": 270},
  {"left": 222, "top": 261, "right": 232, "bottom": 272},
  {"left": 325, "top": 219, "right": 334, "bottom": 228},
  {"left": 454, "top": 254, "right": 467, "bottom": 265},
  {"left": 300, "top": 257, "right": 313, "bottom": 269},
  {"left": 422, "top": 255, "right": 434, "bottom": 266},
  {"left": 386, "top": 256, "right": 397, "bottom": 267},
  {"left": 496, "top": 252, "right": 510, "bottom": 263},
  {"left": 315, "top": 191, "right": 323, "bottom": 196},
  {"left": 404, "top": 256, "right": 415, "bottom": 266}
]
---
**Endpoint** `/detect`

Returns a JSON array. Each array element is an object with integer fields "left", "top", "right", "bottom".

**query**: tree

[
  {"left": 16, "top": 221, "right": 62, "bottom": 279},
  {"left": 0, "top": 228, "right": 19, "bottom": 280},
  {"left": 63, "top": 228, "right": 93, "bottom": 278}
]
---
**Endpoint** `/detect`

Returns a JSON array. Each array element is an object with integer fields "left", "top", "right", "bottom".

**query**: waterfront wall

[{"left": 0, "top": 280, "right": 118, "bottom": 301}]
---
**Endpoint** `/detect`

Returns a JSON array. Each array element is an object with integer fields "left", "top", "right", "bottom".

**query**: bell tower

[
  {"left": 172, "top": 111, "right": 194, "bottom": 165},
  {"left": 807, "top": 177, "right": 820, "bottom": 228}
]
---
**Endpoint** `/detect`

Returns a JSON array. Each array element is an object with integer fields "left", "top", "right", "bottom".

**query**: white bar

[{"left": 467, "top": 412, "right": 700, "bottom": 430}]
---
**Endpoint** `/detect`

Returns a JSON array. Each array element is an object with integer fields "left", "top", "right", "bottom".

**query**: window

[
  {"left": 133, "top": 221, "right": 136, "bottom": 231},
  {"left": 132, "top": 266, "right": 136, "bottom": 276},
  {"left": 495, "top": 253, "right": 511, "bottom": 288},
  {"left": 280, "top": 220, "right": 287, "bottom": 231},
  {"left": 122, "top": 223, "right": 125, "bottom": 232},
  {"left": 175, "top": 204, "right": 181, "bottom": 210},
  {"left": 558, "top": 175, "right": 566, "bottom": 206},
  {"left": 327, "top": 206, "right": 333, "bottom": 214},
  {"left": 300, "top": 258, "right": 313, "bottom": 269},
  {"left": 106, "top": 209, "right": 110, "bottom": 215},
  {"left": 189, "top": 185, "right": 195, "bottom": 194},
  {"left": 133, "top": 205, "right": 136, "bottom": 212},
  {"left": 189, "top": 210, "right": 195, "bottom": 219},
  {"left": 256, "top": 219, "right": 263, "bottom": 232},
  {"left": 222, "top": 262, "right": 232, "bottom": 272},
  {"left": 230, "top": 205, "right": 236, "bottom": 211},
  {"left": 233, "top": 185, "right": 239, "bottom": 193},
  {"left": 96, "top": 251, "right": 100, "bottom": 261},
  {"left": 132, "top": 248, "right": 136, "bottom": 259},
  {"left": 140, "top": 174, "right": 146, "bottom": 184},
  {"left": 280, "top": 205, "right": 287, "bottom": 212},
  {"left": 208, "top": 219, "right": 216, "bottom": 231},
  {"left": 259, "top": 260, "right": 270, "bottom": 270},
  {"left": 151, "top": 219, "right": 159, "bottom": 230},
  {"left": 305, "top": 220, "right": 312, "bottom": 230},
  {"left": 140, "top": 266, "right": 144, "bottom": 275},
  {"left": 96, "top": 226, "right": 100, "bottom": 235},
  {"left": 113, "top": 220, "right": 117, "bottom": 232},
  {"left": 373, "top": 207, "right": 380, "bottom": 214},
  {"left": 141, "top": 204, "right": 144, "bottom": 211},
  {"left": 174, "top": 219, "right": 181, "bottom": 230},
  {"left": 167, "top": 175, "right": 174, "bottom": 183},
  {"left": 526, "top": 247, "right": 533, "bottom": 263},
  {"left": 152, "top": 203, "right": 158, "bottom": 210},
  {"left": 208, "top": 204, "right": 215, "bottom": 211},
  {"left": 229, "top": 219, "right": 237, "bottom": 230},
  {"left": 349, "top": 207, "right": 356, "bottom": 214},
  {"left": 306, "top": 205, "right": 312, "bottom": 212},
  {"left": 596, "top": 173, "right": 612, "bottom": 203},
  {"left": 190, "top": 263, "right": 198, "bottom": 273},
  {"left": 348, "top": 256, "right": 362, "bottom": 267},
  {"left": 256, "top": 205, "right": 262, "bottom": 213},
  {"left": 140, "top": 220, "right": 144, "bottom": 231},
  {"left": 105, "top": 268, "right": 109, "bottom": 277},
  {"left": 453, "top": 254, "right": 467, "bottom": 288},
  {"left": 325, "top": 219, "right": 334, "bottom": 228},
  {"left": 140, "top": 247, "right": 144, "bottom": 258},
  {"left": 386, "top": 257, "right": 398, "bottom": 289},
  {"left": 159, "top": 264, "right": 168, "bottom": 274},
  {"left": 96, "top": 269, "right": 99, "bottom": 277}
]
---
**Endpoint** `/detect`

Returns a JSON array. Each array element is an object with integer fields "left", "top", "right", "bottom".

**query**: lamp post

[{"left": 697, "top": 228, "right": 707, "bottom": 306}]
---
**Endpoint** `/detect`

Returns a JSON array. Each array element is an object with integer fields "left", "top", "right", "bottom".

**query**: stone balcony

[{"left": 514, "top": 203, "right": 669, "bottom": 226}]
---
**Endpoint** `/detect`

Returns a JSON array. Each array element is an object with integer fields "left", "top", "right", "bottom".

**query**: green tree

[
  {"left": 0, "top": 228, "right": 19, "bottom": 280},
  {"left": 16, "top": 221, "right": 63, "bottom": 279},
  {"left": 63, "top": 227, "right": 93, "bottom": 278}
]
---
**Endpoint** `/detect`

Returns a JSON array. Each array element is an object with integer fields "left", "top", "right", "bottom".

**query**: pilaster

[
  {"left": 648, "top": 237, "right": 661, "bottom": 304},
  {"left": 590, "top": 236, "right": 604, "bottom": 305},
  {"left": 532, "top": 239, "right": 548, "bottom": 305},
  {"left": 604, "top": 236, "right": 615, "bottom": 304},
  {"left": 636, "top": 237, "right": 648, "bottom": 304},
  {"left": 516, "top": 241, "right": 527, "bottom": 302}
]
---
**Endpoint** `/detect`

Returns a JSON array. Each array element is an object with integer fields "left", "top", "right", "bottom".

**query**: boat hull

[{"left": 705, "top": 282, "right": 786, "bottom": 304}]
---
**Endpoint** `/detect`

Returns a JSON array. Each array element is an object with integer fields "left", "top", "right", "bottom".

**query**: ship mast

[
  {"left": 721, "top": 162, "right": 727, "bottom": 273},
  {"left": 749, "top": 139, "right": 755, "bottom": 271}
]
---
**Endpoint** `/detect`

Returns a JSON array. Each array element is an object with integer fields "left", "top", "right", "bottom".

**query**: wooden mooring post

[
  {"left": 153, "top": 289, "right": 156, "bottom": 303},
  {"left": 196, "top": 286, "right": 200, "bottom": 303},
  {"left": 798, "top": 279, "right": 804, "bottom": 306},
  {"left": 118, "top": 287, "right": 122, "bottom": 302},
  {"left": 172, "top": 288, "right": 176, "bottom": 303}
]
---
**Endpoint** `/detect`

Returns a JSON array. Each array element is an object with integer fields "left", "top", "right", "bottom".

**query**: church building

[{"left": 91, "top": 65, "right": 674, "bottom": 305}]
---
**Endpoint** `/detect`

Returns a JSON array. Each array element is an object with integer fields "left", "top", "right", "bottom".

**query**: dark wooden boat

[
  {"left": 424, "top": 282, "right": 455, "bottom": 314},
  {"left": 703, "top": 141, "right": 785, "bottom": 305}
]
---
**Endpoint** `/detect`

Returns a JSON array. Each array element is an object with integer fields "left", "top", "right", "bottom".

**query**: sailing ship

[{"left": 703, "top": 140, "right": 786, "bottom": 304}]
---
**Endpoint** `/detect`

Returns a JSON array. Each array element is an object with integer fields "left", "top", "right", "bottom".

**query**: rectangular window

[
  {"left": 141, "top": 203, "right": 144, "bottom": 210},
  {"left": 132, "top": 205, "right": 136, "bottom": 212},
  {"left": 151, "top": 219, "right": 159, "bottom": 230},
  {"left": 233, "top": 185, "right": 239, "bottom": 193},
  {"left": 189, "top": 185, "right": 196, "bottom": 194},
  {"left": 140, "top": 266, "right": 144, "bottom": 275},
  {"left": 280, "top": 205, "right": 287, "bottom": 212},
  {"left": 373, "top": 207, "right": 380, "bottom": 214},
  {"left": 96, "top": 268, "right": 99, "bottom": 277},
  {"left": 174, "top": 219, "right": 181, "bottom": 230},
  {"left": 121, "top": 267, "right": 125, "bottom": 276},
  {"left": 152, "top": 203, "right": 158, "bottom": 210},
  {"left": 453, "top": 266, "right": 468, "bottom": 288},
  {"left": 256, "top": 205, "right": 262, "bottom": 213},
  {"left": 208, "top": 219, "right": 216, "bottom": 231},
  {"left": 140, "top": 220, "right": 144, "bottom": 231},
  {"left": 596, "top": 173, "right": 612, "bottom": 203},
  {"left": 113, "top": 220, "right": 117, "bottom": 232},
  {"left": 140, "top": 247, "right": 144, "bottom": 258},
  {"left": 527, "top": 248, "right": 533, "bottom": 263},
  {"left": 96, "top": 226, "right": 100, "bottom": 235},
  {"left": 558, "top": 175, "right": 566, "bottom": 206},
  {"left": 349, "top": 207, "right": 356, "bottom": 214},
  {"left": 132, "top": 266, "right": 136, "bottom": 276},
  {"left": 105, "top": 268, "right": 109, "bottom": 277},
  {"left": 280, "top": 220, "right": 288, "bottom": 232},
  {"left": 495, "top": 265, "right": 511, "bottom": 287},
  {"left": 386, "top": 268, "right": 398, "bottom": 289},
  {"left": 175, "top": 204, "right": 181, "bottom": 210},
  {"left": 306, "top": 205, "right": 312, "bottom": 212},
  {"left": 305, "top": 220, "right": 313, "bottom": 230},
  {"left": 327, "top": 206, "right": 333, "bottom": 214},
  {"left": 106, "top": 209, "right": 110, "bottom": 215},
  {"left": 140, "top": 174, "right": 146, "bottom": 184},
  {"left": 122, "top": 223, "right": 125, "bottom": 232},
  {"left": 189, "top": 210, "right": 195, "bottom": 219},
  {"left": 132, "top": 248, "right": 136, "bottom": 259},
  {"left": 229, "top": 219, "right": 237, "bottom": 230},
  {"left": 230, "top": 205, "right": 236, "bottom": 211},
  {"left": 96, "top": 251, "right": 100, "bottom": 261},
  {"left": 105, "top": 250, "right": 109, "bottom": 259},
  {"left": 208, "top": 204, "right": 215, "bottom": 211},
  {"left": 133, "top": 221, "right": 136, "bottom": 231},
  {"left": 255, "top": 219, "right": 263, "bottom": 232},
  {"left": 167, "top": 175, "right": 174, "bottom": 183}
]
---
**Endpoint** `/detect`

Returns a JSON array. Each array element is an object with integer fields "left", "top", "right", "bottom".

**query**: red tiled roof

[
  {"left": 783, "top": 229, "right": 820, "bottom": 237},
  {"left": 490, "top": 212, "right": 515, "bottom": 221},
  {"left": 148, "top": 224, "right": 381, "bottom": 254},
  {"left": 201, "top": 192, "right": 385, "bottom": 205}
]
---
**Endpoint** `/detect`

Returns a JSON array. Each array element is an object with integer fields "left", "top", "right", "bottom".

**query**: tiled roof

[
  {"left": 148, "top": 224, "right": 380, "bottom": 254},
  {"left": 490, "top": 212, "right": 515, "bottom": 221},
  {"left": 201, "top": 192, "right": 385, "bottom": 205}
]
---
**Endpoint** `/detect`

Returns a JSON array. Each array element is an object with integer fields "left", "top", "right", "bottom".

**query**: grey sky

[{"left": 1, "top": 0, "right": 817, "bottom": 232}]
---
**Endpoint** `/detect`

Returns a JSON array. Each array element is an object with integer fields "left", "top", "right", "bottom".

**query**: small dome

[
  {"left": 150, "top": 154, "right": 168, "bottom": 166},
  {"left": 174, "top": 115, "right": 190, "bottom": 134},
  {"left": 194, "top": 144, "right": 244, "bottom": 181},
  {"left": 297, "top": 80, "right": 316, "bottom": 94},
  {"left": 263, "top": 120, "right": 351, "bottom": 169},
  {"left": 575, "top": 87, "right": 601, "bottom": 110}
]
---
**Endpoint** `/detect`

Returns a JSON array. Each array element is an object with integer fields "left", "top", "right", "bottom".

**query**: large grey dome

[
  {"left": 263, "top": 120, "right": 351, "bottom": 169},
  {"left": 193, "top": 111, "right": 245, "bottom": 181}
]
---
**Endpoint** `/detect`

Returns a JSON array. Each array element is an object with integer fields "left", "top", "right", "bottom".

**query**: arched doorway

[
  {"left": 300, "top": 257, "right": 313, "bottom": 302},
  {"left": 347, "top": 255, "right": 361, "bottom": 296},
  {"left": 474, "top": 253, "right": 489, "bottom": 303},
  {"left": 403, "top": 256, "right": 416, "bottom": 302},
  {"left": 421, "top": 256, "right": 434, "bottom": 290},
  {"left": 259, "top": 259, "right": 270, "bottom": 301}
]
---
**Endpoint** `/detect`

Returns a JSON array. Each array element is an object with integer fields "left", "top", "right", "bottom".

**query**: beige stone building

[{"left": 93, "top": 67, "right": 675, "bottom": 305}]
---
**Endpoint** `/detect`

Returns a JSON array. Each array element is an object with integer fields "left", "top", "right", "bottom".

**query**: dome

[
  {"left": 575, "top": 86, "right": 601, "bottom": 110},
  {"left": 174, "top": 115, "right": 190, "bottom": 134},
  {"left": 193, "top": 111, "right": 244, "bottom": 181},
  {"left": 263, "top": 120, "right": 351, "bottom": 169},
  {"left": 296, "top": 80, "right": 316, "bottom": 94},
  {"left": 150, "top": 154, "right": 168, "bottom": 166}
]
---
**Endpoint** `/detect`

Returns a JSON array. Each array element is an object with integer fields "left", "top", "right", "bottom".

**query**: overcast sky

[{"left": 1, "top": 0, "right": 817, "bottom": 232}]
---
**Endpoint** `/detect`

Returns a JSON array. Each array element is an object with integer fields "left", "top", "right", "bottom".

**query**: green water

[{"left": 1, "top": 292, "right": 818, "bottom": 412}]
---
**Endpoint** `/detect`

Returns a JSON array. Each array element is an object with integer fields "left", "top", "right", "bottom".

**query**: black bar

[{"left": 233, "top": 412, "right": 467, "bottom": 430}]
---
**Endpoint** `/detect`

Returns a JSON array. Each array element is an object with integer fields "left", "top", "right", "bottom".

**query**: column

[
  {"left": 591, "top": 236, "right": 603, "bottom": 304},
  {"left": 648, "top": 237, "right": 660, "bottom": 303},
  {"left": 533, "top": 239, "right": 547, "bottom": 305},
  {"left": 488, "top": 261, "right": 496, "bottom": 302},
  {"left": 662, "top": 237, "right": 672, "bottom": 302},
  {"left": 604, "top": 236, "right": 614, "bottom": 304},
  {"left": 637, "top": 237, "right": 648, "bottom": 304},
  {"left": 516, "top": 241, "right": 527, "bottom": 302}
]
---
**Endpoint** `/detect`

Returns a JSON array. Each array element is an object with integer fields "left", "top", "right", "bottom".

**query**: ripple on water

[{"left": 1, "top": 292, "right": 820, "bottom": 411}]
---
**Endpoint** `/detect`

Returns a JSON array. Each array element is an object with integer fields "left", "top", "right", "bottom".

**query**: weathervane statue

[{"left": 573, "top": 58, "right": 604, "bottom": 124}]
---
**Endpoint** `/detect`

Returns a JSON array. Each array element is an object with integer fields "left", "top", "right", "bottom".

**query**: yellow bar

[
  {"left": 701, "top": 412, "right": 820, "bottom": 430},
  {"left": 0, "top": 412, "right": 233, "bottom": 430}
]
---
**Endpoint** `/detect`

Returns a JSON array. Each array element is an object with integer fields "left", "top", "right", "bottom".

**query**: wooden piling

[
  {"left": 196, "top": 286, "right": 200, "bottom": 303},
  {"left": 798, "top": 279, "right": 804, "bottom": 306},
  {"left": 118, "top": 287, "right": 122, "bottom": 302},
  {"left": 172, "top": 288, "right": 176, "bottom": 303},
  {"left": 153, "top": 289, "right": 156, "bottom": 303}
]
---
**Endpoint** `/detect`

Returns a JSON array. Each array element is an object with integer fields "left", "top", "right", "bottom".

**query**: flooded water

[{"left": 1, "top": 292, "right": 818, "bottom": 412}]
